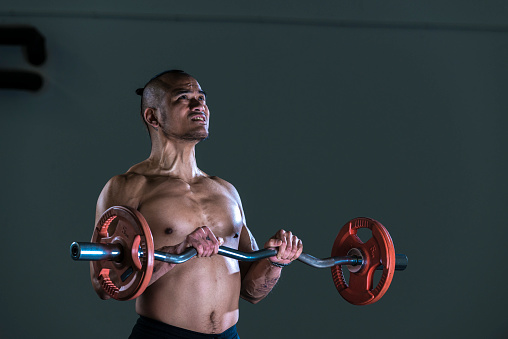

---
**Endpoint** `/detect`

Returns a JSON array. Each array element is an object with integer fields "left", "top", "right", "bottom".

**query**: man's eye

[
  {"left": 199, "top": 96, "right": 205, "bottom": 101},
  {"left": 178, "top": 95, "right": 187, "bottom": 100}
]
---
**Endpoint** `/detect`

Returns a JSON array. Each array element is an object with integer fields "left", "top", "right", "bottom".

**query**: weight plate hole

[
  {"left": 121, "top": 266, "right": 134, "bottom": 282},
  {"left": 356, "top": 228, "right": 372, "bottom": 243},
  {"left": 106, "top": 218, "right": 119, "bottom": 237},
  {"left": 373, "top": 269, "right": 382, "bottom": 289}
]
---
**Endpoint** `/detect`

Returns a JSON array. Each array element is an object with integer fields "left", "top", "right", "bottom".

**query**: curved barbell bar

[{"left": 70, "top": 242, "right": 408, "bottom": 270}]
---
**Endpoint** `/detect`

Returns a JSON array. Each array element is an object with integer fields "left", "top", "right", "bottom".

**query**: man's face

[{"left": 158, "top": 74, "right": 209, "bottom": 142}]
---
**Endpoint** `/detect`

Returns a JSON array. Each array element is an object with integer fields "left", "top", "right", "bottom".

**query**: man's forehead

[{"left": 160, "top": 74, "right": 202, "bottom": 92}]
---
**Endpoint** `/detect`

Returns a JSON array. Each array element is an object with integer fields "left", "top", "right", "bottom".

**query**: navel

[
  {"left": 209, "top": 311, "right": 218, "bottom": 334},
  {"left": 164, "top": 227, "right": 173, "bottom": 235},
  {"left": 233, "top": 233, "right": 239, "bottom": 239}
]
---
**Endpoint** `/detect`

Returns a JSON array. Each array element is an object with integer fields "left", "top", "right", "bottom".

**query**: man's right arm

[
  {"left": 91, "top": 174, "right": 144, "bottom": 299},
  {"left": 92, "top": 174, "right": 177, "bottom": 295}
]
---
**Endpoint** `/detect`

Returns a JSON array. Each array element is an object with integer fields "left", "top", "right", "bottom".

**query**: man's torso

[{"left": 101, "top": 167, "right": 246, "bottom": 334}]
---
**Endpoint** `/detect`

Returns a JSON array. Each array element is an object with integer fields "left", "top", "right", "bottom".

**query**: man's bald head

[{"left": 136, "top": 70, "right": 194, "bottom": 131}]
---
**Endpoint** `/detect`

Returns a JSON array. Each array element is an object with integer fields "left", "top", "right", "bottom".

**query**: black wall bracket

[{"left": 0, "top": 25, "right": 46, "bottom": 91}]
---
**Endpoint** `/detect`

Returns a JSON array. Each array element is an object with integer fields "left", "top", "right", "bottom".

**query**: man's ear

[{"left": 144, "top": 108, "right": 160, "bottom": 129}]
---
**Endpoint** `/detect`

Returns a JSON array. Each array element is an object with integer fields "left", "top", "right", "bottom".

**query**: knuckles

[
  {"left": 269, "top": 229, "right": 303, "bottom": 262},
  {"left": 185, "top": 226, "right": 220, "bottom": 257}
]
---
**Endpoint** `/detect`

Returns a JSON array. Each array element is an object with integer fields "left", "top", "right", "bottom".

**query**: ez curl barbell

[{"left": 70, "top": 206, "right": 408, "bottom": 305}]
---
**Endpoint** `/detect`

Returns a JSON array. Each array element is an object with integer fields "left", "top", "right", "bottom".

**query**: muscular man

[{"left": 92, "top": 70, "right": 303, "bottom": 339}]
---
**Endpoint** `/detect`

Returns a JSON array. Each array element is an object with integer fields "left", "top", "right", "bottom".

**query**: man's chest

[{"left": 136, "top": 178, "right": 243, "bottom": 247}]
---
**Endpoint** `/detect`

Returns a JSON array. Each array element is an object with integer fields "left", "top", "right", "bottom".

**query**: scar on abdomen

[{"left": 165, "top": 228, "right": 173, "bottom": 235}]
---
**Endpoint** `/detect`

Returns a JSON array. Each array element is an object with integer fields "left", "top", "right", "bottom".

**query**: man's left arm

[
  {"left": 239, "top": 226, "right": 303, "bottom": 304},
  {"left": 220, "top": 179, "right": 303, "bottom": 303}
]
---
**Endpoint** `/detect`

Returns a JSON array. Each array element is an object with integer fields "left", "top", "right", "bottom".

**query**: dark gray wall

[{"left": 1, "top": 2, "right": 507, "bottom": 338}]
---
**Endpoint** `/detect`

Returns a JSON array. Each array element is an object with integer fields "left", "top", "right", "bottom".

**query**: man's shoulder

[
  {"left": 101, "top": 169, "right": 152, "bottom": 199},
  {"left": 95, "top": 171, "right": 148, "bottom": 216},
  {"left": 207, "top": 175, "right": 241, "bottom": 199},
  {"left": 208, "top": 175, "right": 234, "bottom": 189},
  {"left": 107, "top": 172, "right": 148, "bottom": 188}
]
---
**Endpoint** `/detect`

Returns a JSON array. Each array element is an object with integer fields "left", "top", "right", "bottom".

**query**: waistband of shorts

[{"left": 137, "top": 315, "right": 238, "bottom": 338}]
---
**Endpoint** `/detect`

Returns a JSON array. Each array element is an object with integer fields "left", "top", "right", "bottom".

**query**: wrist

[{"left": 269, "top": 260, "right": 291, "bottom": 268}]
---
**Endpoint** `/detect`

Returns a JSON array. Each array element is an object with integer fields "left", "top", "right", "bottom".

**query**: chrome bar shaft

[{"left": 70, "top": 242, "right": 122, "bottom": 261}]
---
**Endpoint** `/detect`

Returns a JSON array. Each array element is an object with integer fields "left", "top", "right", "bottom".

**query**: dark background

[{"left": 1, "top": 2, "right": 507, "bottom": 338}]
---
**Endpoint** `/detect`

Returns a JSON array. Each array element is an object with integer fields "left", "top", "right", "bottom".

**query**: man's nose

[{"left": 190, "top": 98, "right": 205, "bottom": 111}]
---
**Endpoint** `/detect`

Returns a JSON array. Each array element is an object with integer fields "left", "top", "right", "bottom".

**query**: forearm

[
  {"left": 148, "top": 226, "right": 223, "bottom": 287},
  {"left": 147, "top": 245, "right": 178, "bottom": 286},
  {"left": 240, "top": 258, "right": 283, "bottom": 304}
]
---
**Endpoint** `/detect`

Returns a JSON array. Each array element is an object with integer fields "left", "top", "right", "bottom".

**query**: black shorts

[{"left": 129, "top": 316, "right": 240, "bottom": 339}]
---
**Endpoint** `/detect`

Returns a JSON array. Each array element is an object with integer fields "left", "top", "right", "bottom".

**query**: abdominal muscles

[{"left": 136, "top": 255, "right": 241, "bottom": 334}]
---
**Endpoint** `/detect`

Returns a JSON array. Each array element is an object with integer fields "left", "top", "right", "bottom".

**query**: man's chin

[
  {"left": 195, "top": 135, "right": 209, "bottom": 143},
  {"left": 181, "top": 131, "right": 209, "bottom": 142},
  {"left": 163, "top": 128, "right": 209, "bottom": 142}
]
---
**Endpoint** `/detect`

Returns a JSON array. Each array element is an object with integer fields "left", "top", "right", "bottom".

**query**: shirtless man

[{"left": 92, "top": 70, "right": 303, "bottom": 339}]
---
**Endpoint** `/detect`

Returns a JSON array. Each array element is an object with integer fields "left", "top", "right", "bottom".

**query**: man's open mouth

[{"left": 190, "top": 113, "right": 206, "bottom": 122}]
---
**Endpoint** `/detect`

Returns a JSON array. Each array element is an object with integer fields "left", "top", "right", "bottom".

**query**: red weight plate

[
  {"left": 331, "top": 217, "right": 396, "bottom": 305},
  {"left": 91, "top": 206, "right": 154, "bottom": 301}
]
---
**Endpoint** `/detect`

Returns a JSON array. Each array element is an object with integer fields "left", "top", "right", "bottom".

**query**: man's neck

[{"left": 147, "top": 137, "right": 203, "bottom": 182}]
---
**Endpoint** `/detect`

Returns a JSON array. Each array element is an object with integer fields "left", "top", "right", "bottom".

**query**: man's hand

[
  {"left": 149, "top": 226, "right": 223, "bottom": 286},
  {"left": 264, "top": 229, "right": 303, "bottom": 265},
  {"left": 177, "top": 226, "right": 224, "bottom": 257}
]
